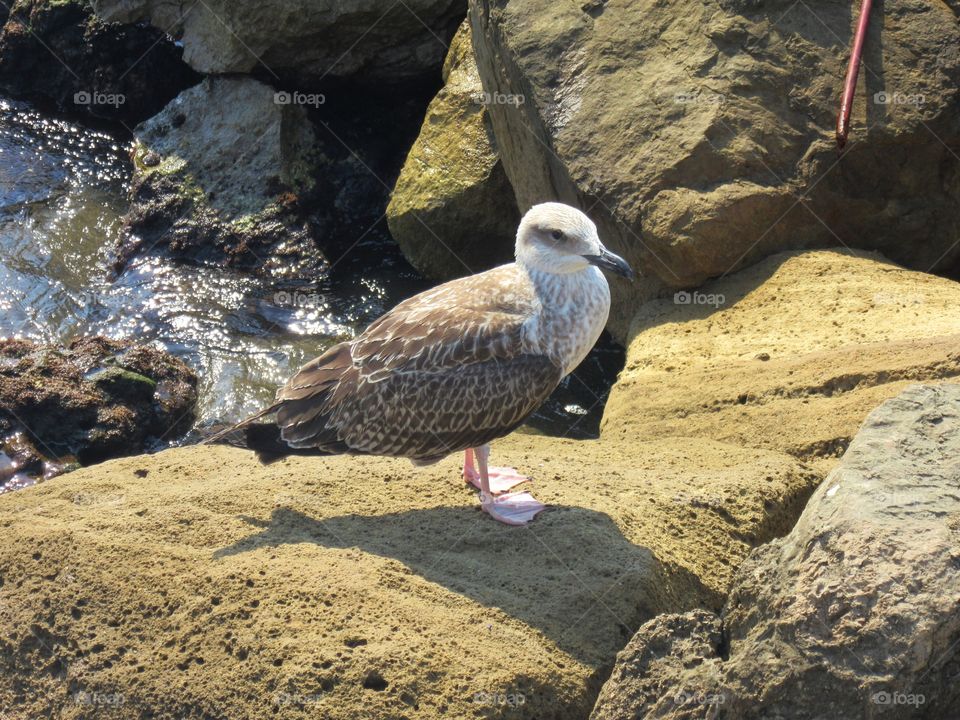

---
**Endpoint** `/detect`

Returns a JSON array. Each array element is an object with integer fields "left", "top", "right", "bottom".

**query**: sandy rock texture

[
  {"left": 387, "top": 21, "right": 519, "bottom": 280},
  {"left": 0, "top": 432, "right": 818, "bottom": 718},
  {"left": 468, "top": 0, "right": 960, "bottom": 339},
  {"left": 603, "top": 250, "right": 960, "bottom": 472},
  {"left": 591, "top": 383, "right": 960, "bottom": 719},
  {"left": 90, "top": 0, "right": 466, "bottom": 83},
  {"left": 114, "top": 77, "right": 325, "bottom": 277},
  {"left": 0, "top": 336, "right": 197, "bottom": 474},
  {"left": 0, "top": 0, "right": 198, "bottom": 123}
]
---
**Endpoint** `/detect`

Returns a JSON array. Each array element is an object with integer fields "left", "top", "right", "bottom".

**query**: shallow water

[{"left": 0, "top": 97, "right": 622, "bottom": 483}]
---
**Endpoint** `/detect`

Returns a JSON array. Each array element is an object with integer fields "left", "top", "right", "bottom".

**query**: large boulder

[
  {"left": 602, "top": 250, "right": 960, "bottom": 471},
  {"left": 468, "top": 0, "right": 960, "bottom": 339},
  {"left": 0, "top": 433, "right": 818, "bottom": 718},
  {"left": 0, "top": 336, "right": 197, "bottom": 475},
  {"left": 114, "top": 77, "right": 326, "bottom": 277},
  {"left": 90, "top": 0, "right": 467, "bottom": 83},
  {"left": 387, "top": 21, "right": 519, "bottom": 279},
  {"left": 590, "top": 382, "right": 960, "bottom": 719},
  {"left": 0, "top": 0, "right": 198, "bottom": 123}
]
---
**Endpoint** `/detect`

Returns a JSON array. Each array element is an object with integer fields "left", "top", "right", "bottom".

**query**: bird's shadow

[{"left": 215, "top": 504, "right": 703, "bottom": 667}]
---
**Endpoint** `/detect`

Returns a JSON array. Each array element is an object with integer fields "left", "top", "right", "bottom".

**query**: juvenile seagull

[{"left": 207, "top": 202, "right": 634, "bottom": 525}]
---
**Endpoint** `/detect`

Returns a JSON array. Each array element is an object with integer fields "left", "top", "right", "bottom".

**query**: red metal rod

[{"left": 836, "top": 0, "right": 874, "bottom": 149}]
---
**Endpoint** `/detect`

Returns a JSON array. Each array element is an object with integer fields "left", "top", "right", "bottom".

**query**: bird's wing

[{"left": 273, "top": 266, "right": 565, "bottom": 458}]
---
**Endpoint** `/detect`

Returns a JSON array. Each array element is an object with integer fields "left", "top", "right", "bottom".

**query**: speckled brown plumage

[{"left": 272, "top": 265, "right": 567, "bottom": 461}]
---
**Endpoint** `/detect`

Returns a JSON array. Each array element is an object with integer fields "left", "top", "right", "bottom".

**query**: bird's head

[{"left": 515, "top": 202, "right": 635, "bottom": 280}]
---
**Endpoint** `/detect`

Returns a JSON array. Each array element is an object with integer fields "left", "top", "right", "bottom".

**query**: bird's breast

[{"left": 523, "top": 266, "right": 611, "bottom": 376}]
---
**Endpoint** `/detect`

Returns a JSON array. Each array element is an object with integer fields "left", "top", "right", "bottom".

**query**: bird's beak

[{"left": 582, "top": 248, "right": 636, "bottom": 281}]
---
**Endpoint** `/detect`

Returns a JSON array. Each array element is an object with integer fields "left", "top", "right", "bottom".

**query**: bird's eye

[{"left": 551, "top": 229, "right": 564, "bottom": 241}]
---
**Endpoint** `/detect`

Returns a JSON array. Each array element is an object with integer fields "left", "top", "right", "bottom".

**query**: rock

[
  {"left": 589, "top": 609, "right": 727, "bottom": 719},
  {"left": 0, "top": 336, "right": 197, "bottom": 472},
  {"left": 90, "top": 0, "right": 466, "bottom": 83},
  {"left": 114, "top": 77, "right": 326, "bottom": 277},
  {"left": 591, "top": 383, "right": 960, "bottom": 719},
  {"left": 387, "top": 21, "right": 519, "bottom": 279},
  {"left": 468, "top": 0, "right": 960, "bottom": 340},
  {"left": 602, "top": 250, "right": 960, "bottom": 472},
  {"left": 0, "top": 0, "right": 198, "bottom": 123},
  {"left": 0, "top": 432, "right": 819, "bottom": 717}
]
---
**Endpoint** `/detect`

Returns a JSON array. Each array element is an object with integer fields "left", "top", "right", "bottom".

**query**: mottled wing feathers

[{"left": 270, "top": 264, "right": 564, "bottom": 460}]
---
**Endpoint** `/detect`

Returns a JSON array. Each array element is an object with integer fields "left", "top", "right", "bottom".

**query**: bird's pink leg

[
  {"left": 474, "top": 445, "right": 545, "bottom": 526},
  {"left": 463, "top": 444, "right": 529, "bottom": 494}
]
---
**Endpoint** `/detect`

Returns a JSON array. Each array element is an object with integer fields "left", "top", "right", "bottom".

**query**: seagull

[{"left": 206, "top": 202, "right": 634, "bottom": 525}]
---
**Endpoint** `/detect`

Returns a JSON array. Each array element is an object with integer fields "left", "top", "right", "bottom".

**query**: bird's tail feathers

[{"left": 200, "top": 405, "right": 280, "bottom": 446}]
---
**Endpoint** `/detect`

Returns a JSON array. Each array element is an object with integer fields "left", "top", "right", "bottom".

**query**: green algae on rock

[
  {"left": 0, "top": 336, "right": 197, "bottom": 474},
  {"left": 114, "top": 77, "right": 326, "bottom": 278},
  {"left": 387, "top": 21, "right": 519, "bottom": 280}
]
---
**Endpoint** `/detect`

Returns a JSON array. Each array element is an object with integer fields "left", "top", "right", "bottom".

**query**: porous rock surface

[
  {"left": 591, "top": 382, "right": 960, "bottom": 719},
  {"left": 0, "top": 432, "right": 818, "bottom": 718},
  {"left": 603, "top": 250, "right": 960, "bottom": 472}
]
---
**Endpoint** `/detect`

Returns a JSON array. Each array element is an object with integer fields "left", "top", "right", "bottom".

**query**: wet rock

[
  {"left": 387, "top": 21, "right": 518, "bottom": 279},
  {"left": 603, "top": 250, "right": 960, "bottom": 472},
  {"left": 591, "top": 383, "right": 960, "bottom": 720},
  {"left": 0, "top": 432, "right": 819, "bottom": 717},
  {"left": 0, "top": 0, "right": 199, "bottom": 123},
  {"left": 114, "top": 76, "right": 327, "bottom": 277},
  {"left": 91, "top": 0, "right": 466, "bottom": 84},
  {"left": 468, "top": 0, "right": 960, "bottom": 339},
  {"left": 0, "top": 336, "right": 197, "bottom": 471}
]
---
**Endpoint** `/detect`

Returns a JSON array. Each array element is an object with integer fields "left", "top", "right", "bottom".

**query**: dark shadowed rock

[
  {"left": 387, "top": 21, "right": 519, "bottom": 279},
  {"left": 0, "top": 336, "right": 197, "bottom": 475},
  {"left": 90, "top": 0, "right": 466, "bottom": 84},
  {"left": 591, "top": 383, "right": 960, "bottom": 720},
  {"left": 0, "top": 0, "right": 199, "bottom": 123},
  {"left": 468, "top": 0, "right": 960, "bottom": 340}
]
